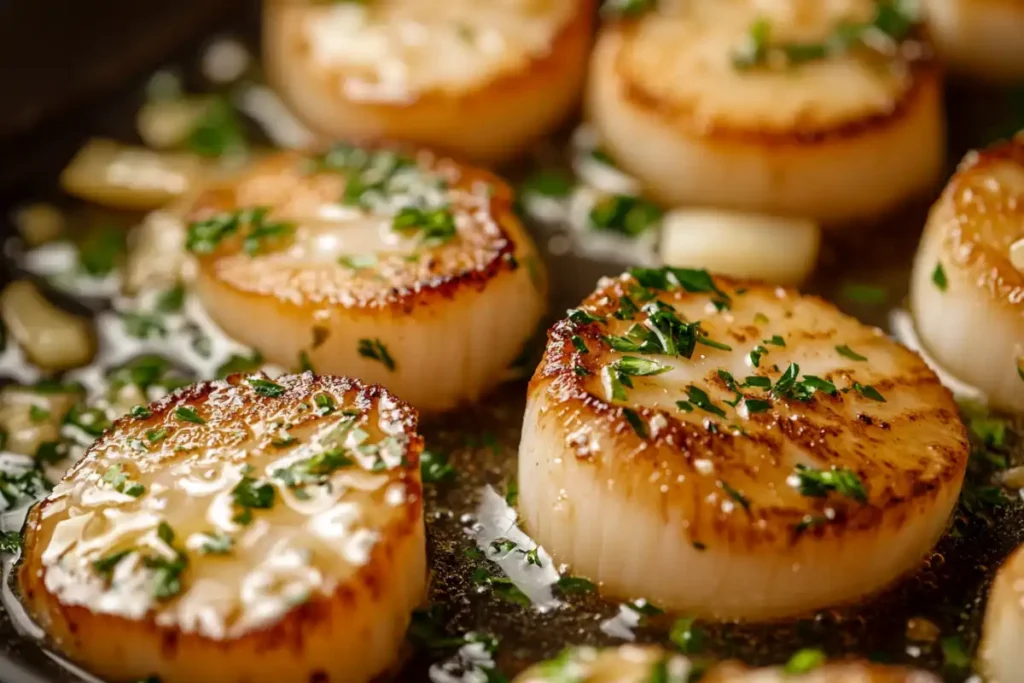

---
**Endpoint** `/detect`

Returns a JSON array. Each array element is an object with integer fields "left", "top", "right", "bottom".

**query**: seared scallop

[
  {"left": 909, "top": 138, "right": 1024, "bottom": 413},
  {"left": 513, "top": 645, "right": 939, "bottom": 682},
  {"left": 981, "top": 544, "right": 1024, "bottom": 682},
  {"left": 18, "top": 373, "right": 426, "bottom": 683},
  {"left": 587, "top": 0, "right": 944, "bottom": 225},
  {"left": 518, "top": 267, "right": 969, "bottom": 620},
  {"left": 922, "top": 0, "right": 1024, "bottom": 83},
  {"left": 187, "top": 146, "right": 547, "bottom": 414},
  {"left": 264, "top": 0, "right": 594, "bottom": 164}
]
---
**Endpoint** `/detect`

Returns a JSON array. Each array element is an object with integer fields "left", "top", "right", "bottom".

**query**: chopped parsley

[
  {"left": 840, "top": 283, "right": 888, "bottom": 305},
  {"left": 684, "top": 385, "right": 726, "bottom": 418},
  {"left": 155, "top": 285, "right": 185, "bottom": 313},
  {"left": 629, "top": 267, "right": 729, "bottom": 305},
  {"left": 77, "top": 224, "right": 125, "bottom": 277},
  {"left": 272, "top": 450, "right": 354, "bottom": 496},
  {"left": 520, "top": 170, "right": 573, "bottom": 198},
  {"left": 669, "top": 616, "right": 704, "bottom": 654},
  {"left": 122, "top": 312, "right": 167, "bottom": 339},
  {"left": 567, "top": 308, "right": 604, "bottom": 325},
  {"left": 246, "top": 377, "right": 285, "bottom": 398},
  {"left": 186, "top": 207, "right": 293, "bottom": 256},
  {"left": 733, "top": 0, "right": 918, "bottom": 70},
  {"left": 130, "top": 405, "right": 153, "bottom": 419},
  {"left": 216, "top": 351, "right": 263, "bottom": 378},
  {"left": 421, "top": 449, "right": 456, "bottom": 484},
  {"left": 28, "top": 405, "right": 50, "bottom": 423},
  {"left": 231, "top": 473, "right": 276, "bottom": 524},
  {"left": 852, "top": 382, "right": 886, "bottom": 402},
  {"left": 338, "top": 254, "right": 378, "bottom": 270},
  {"left": 471, "top": 568, "right": 531, "bottom": 607},
  {"left": 93, "top": 549, "right": 133, "bottom": 578},
  {"left": 622, "top": 407, "right": 648, "bottom": 438},
  {"left": 198, "top": 531, "right": 233, "bottom": 555},
  {"left": 571, "top": 335, "right": 590, "bottom": 354},
  {"left": 932, "top": 263, "right": 948, "bottom": 291},
  {"left": 836, "top": 344, "right": 867, "bottom": 361},
  {"left": 102, "top": 464, "right": 145, "bottom": 497},
  {"left": 392, "top": 206, "right": 458, "bottom": 246},
  {"left": 772, "top": 364, "right": 837, "bottom": 401},
  {"left": 720, "top": 481, "right": 750, "bottom": 511},
  {"left": 146, "top": 523, "right": 188, "bottom": 599},
  {"left": 941, "top": 636, "right": 971, "bottom": 671},
  {"left": 784, "top": 648, "right": 827, "bottom": 675},
  {"left": 626, "top": 599, "right": 664, "bottom": 617},
  {"left": 186, "top": 96, "right": 248, "bottom": 158},
  {"left": 506, "top": 478, "right": 519, "bottom": 506},
  {"left": 357, "top": 338, "right": 396, "bottom": 370},
  {"left": 0, "top": 467, "right": 52, "bottom": 510},
  {"left": 314, "top": 393, "right": 336, "bottom": 415},
  {"left": 146, "top": 428, "right": 168, "bottom": 444},
  {"left": 793, "top": 464, "right": 867, "bottom": 503},
  {"left": 0, "top": 531, "right": 19, "bottom": 553},
  {"left": 744, "top": 398, "right": 772, "bottom": 414},
  {"left": 174, "top": 406, "right": 205, "bottom": 424},
  {"left": 556, "top": 575, "right": 596, "bottom": 594},
  {"left": 588, "top": 194, "right": 663, "bottom": 237}
]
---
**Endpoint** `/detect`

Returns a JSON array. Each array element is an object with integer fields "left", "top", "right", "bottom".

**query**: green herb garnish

[
  {"left": 793, "top": 464, "right": 867, "bottom": 503},
  {"left": 174, "top": 406, "right": 205, "bottom": 424},
  {"left": 852, "top": 382, "right": 886, "bottom": 402},
  {"left": 392, "top": 206, "right": 458, "bottom": 246},
  {"left": 784, "top": 648, "right": 827, "bottom": 675},
  {"left": 720, "top": 481, "right": 750, "bottom": 511},
  {"left": 836, "top": 344, "right": 867, "bottom": 361},
  {"left": 421, "top": 449, "right": 456, "bottom": 484},
  {"left": 932, "top": 263, "right": 948, "bottom": 291},
  {"left": 187, "top": 96, "right": 248, "bottom": 158},
  {"left": 358, "top": 338, "right": 396, "bottom": 370},
  {"left": 247, "top": 377, "right": 285, "bottom": 398},
  {"left": 669, "top": 616, "right": 703, "bottom": 654},
  {"left": 589, "top": 194, "right": 662, "bottom": 237}
]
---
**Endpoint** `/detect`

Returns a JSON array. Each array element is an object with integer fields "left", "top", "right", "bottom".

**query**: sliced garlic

[
  {"left": 60, "top": 139, "right": 203, "bottom": 210},
  {"left": 659, "top": 209, "right": 820, "bottom": 285},
  {"left": 0, "top": 281, "right": 96, "bottom": 371}
]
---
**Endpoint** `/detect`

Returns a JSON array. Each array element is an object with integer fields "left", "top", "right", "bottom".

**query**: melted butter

[{"left": 300, "top": 0, "right": 577, "bottom": 102}]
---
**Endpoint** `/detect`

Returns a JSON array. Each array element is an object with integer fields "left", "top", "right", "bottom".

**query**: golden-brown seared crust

[
  {"left": 529, "top": 275, "right": 969, "bottom": 551},
  {"left": 609, "top": 20, "right": 939, "bottom": 147},
  {"left": 269, "top": 0, "right": 595, "bottom": 107},
  {"left": 932, "top": 139, "right": 1024, "bottom": 312},
  {"left": 186, "top": 148, "right": 522, "bottom": 314},
  {"left": 18, "top": 372, "right": 423, "bottom": 660}
]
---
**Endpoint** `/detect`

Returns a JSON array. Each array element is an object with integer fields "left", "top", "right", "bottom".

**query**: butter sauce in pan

[{"left": 0, "top": 1, "right": 1023, "bottom": 682}]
